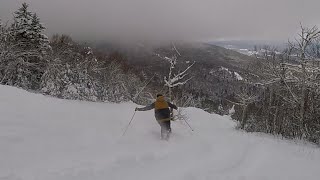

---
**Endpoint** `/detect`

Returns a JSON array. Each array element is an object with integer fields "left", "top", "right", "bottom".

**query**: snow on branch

[
  {"left": 164, "top": 59, "right": 195, "bottom": 88},
  {"left": 154, "top": 45, "right": 195, "bottom": 100},
  {"left": 289, "top": 24, "right": 320, "bottom": 60},
  {"left": 172, "top": 42, "right": 181, "bottom": 56}
]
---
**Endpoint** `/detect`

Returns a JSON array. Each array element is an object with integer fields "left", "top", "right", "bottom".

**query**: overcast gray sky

[{"left": 0, "top": 0, "right": 319, "bottom": 43}]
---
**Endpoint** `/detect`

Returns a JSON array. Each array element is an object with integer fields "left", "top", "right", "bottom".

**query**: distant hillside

[
  {"left": 95, "top": 42, "right": 256, "bottom": 113},
  {"left": 118, "top": 43, "right": 255, "bottom": 68},
  {"left": 210, "top": 40, "right": 287, "bottom": 50},
  {"left": 209, "top": 40, "right": 287, "bottom": 56},
  {"left": 96, "top": 42, "right": 255, "bottom": 76}
]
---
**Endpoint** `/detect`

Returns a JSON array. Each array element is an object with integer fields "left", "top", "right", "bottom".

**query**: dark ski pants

[{"left": 157, "top": 120, "right": 171, "bottom": 139}]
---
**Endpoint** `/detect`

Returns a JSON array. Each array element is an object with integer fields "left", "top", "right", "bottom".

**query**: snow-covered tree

[
  {"left": 0, "top": 18, "right": 5, "bottom": 49},
  {"left": 30, "top": 13, "right": 51, "bottom": 52},
  {"left": 0, "top": 19, "right": 3, "bottom": 32},
  {"left": 40, "top": 34, "right": 144, "bottom": 103},
  {"left": 10, "top": 3, "right": 50, "bottom": 53},
  {"left": 156, "top": 44, "right": 195, "bottom": 101},
  {"left": 240, "top": 25, "right": 320, "bottom": 144},
  {"left": 3, "top": 3, "right": 51, "bottom": 90},
  {"left": 0, "top": 19, "right": 6, "bottom": 79},
  {"left": 288, "top": 25, "right": 320, "bottom": 137},
  {"left": 9, "top": 3, "right": 33, "bottom": 49},
  {"left": 0, "top": 19, "right": 15, "bottom": 84},
  {"left": 41, "top": 35, "right": 99, "bottom": 101}
]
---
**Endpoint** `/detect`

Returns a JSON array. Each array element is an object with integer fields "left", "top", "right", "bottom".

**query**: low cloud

[{"left": 1, "top": 0, "right": 319, "bottom": 43}]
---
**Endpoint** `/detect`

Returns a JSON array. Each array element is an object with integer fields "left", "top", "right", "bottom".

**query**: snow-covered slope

[{"left": 1, "top": 85, "right": 320, "bottom": 180}]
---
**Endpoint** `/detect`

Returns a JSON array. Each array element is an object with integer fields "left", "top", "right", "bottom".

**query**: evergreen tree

[
  {"left": 9, "top": 2, "right": 33, "bottom": 49},
  {"left": 30, "top": 13, "right": 50, "bottom": 53},
  {"left": 0, "top": 19, "right": 9, "bottom": 45},
  {"left": 0, "top": 18, "right": 13, "bottom": 82},
  {"left": 10, "top": 3, "right": 50, "bottom": 53},
  {"left": 0, "top": 18, "right": 4, "bottom": 78},
  {"left": 0, "top": 18, "right": 4, "bottom": 42},
  {"left": 4, "top": 3, "right": 50, "bottom": 90}
]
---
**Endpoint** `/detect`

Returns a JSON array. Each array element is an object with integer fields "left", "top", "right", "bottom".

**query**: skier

[{"left": 135, "top": 94, "right": 178, "bottom": 140}]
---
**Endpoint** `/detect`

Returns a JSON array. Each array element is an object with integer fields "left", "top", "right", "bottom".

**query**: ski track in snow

[{"left": 1, "top": 85, "right": 320, "bottom": 180}]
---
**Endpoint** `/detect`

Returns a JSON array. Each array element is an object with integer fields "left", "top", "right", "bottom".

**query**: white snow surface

[
  {"left": 1, "top": 85, "right": 320, "bottom": 180},
  {"left": 220, "top": 66, "right": 232, "bottom": 74},
  {"left": 218, "top": 67, "right": 244, "bottom": 81},
  {"left": 234, "top": 72, "right": 244, "bottom": 81}
]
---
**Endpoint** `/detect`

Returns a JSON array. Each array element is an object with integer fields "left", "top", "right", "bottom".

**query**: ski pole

[
  {"left": 123, "top": 74, "right": 155, "bottom": 137},
  {"left": 133, "top": 74, "right": 156, "bottom": 100},
  {"left": 122, "top": 110, "right": 137, "bottom": 136},
  {"left": 184, "top": 119, "right": 194, "bottom": 132}
]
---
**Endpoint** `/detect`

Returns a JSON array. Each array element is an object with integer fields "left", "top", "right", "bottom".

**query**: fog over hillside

[{"left": 1, "top": 0, "right": 320, "bottom": 43}]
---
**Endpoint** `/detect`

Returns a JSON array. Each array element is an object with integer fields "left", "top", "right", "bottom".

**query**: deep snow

[{"left": 1, "top": 85, "right": 320, "bottom": 180}]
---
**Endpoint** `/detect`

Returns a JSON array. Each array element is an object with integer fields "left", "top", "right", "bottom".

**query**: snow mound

[{"left": 0, "top": 85, "right": 320, "bottom": 180}]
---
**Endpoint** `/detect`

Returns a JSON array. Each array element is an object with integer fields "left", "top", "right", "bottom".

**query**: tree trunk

[
  {"left": 241, "top": 105, "right": 248, "bottom": 129},
  {"left": 268, "top": 88, "right": 274, "bottom": 133},
  {"left": 300, "top": 61, "right": 307, "bottom": 138},
  {"left": 273, "top": 95, "right": 280, "bottom": 134}
]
